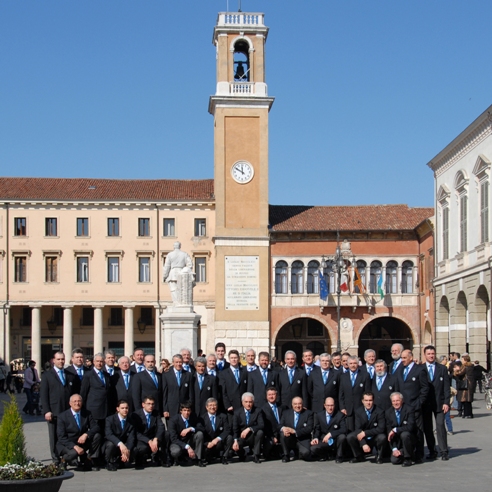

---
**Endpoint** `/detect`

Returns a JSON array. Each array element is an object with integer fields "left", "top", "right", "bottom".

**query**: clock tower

[{"left": 209, "top": 12, "right": 274, "bottom": 353}]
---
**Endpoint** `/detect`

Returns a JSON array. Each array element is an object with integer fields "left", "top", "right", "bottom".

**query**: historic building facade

[{"left": 428, "top": 106, "right": 492, "bottom": 365}]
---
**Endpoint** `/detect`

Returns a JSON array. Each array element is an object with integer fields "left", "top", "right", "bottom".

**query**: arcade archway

[
  {"left": 275, "top": 318, "right": 331, "bottom": 361},
  {"left": 358, "top": 317, "right": 414, "bottom": 363}
]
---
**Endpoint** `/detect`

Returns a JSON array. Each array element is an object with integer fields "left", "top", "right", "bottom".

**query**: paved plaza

[{"left": 1, "top": 391, "right": 491, "bottom": 492}]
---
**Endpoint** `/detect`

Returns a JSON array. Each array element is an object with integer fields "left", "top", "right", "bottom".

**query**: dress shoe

[
  {"left": 441, "top": 453, "right": 449, "bottom": 461},
  {"left": 106, "top": 462, "right": 118, "bottom": 472},
  {"left": 197, "top": 460, "right": 207, "bottom": 468},
  {"left": 427, "top": 451, "right": 438, "bottom": 460},
  {"left": 349, "top": 456, "right": 364, "bottom": 463},
  {"left": 221, "top": 457, "right": 229, "bottom": 465},
  {"left": 464, "top": 415, "right": 473, "bottom": 419},
  {"left": 162, "top": 461, "right": 172, "bottom": 468},
  {"left": 318, "top": 457, "right": 327, "bottom": 462},
  {"left": 335, "top": 457, "right": 344, "bottom": 463},
  {"left": 376, "top": 457, "right": 384, "bottom": 464},
  {"left": 253, "top": 455, "right": 261, "bottom": 464},
  {"left": 135, "top": 462, "right": 145, "bottom": 470},
  {"left": 282, "top": 456, "right": 290, "bottom": 463},
  {"left": 414, "top": 457, "right": 424, "bottom": 464},
  {"left": 402, "top": 460, "right": 412, "bottom": 467}
]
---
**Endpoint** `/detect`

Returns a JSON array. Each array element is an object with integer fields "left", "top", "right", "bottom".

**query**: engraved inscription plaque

[{"left": 225, "top": 256, "right": 260, "bottom": 310}]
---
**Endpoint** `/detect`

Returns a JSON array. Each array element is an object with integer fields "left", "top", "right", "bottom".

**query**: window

[
  {"left": 110, "top": 308, "right": 123, "bottom": 326},
  {"left": 108, "top": 218, "right": 119, "bottom": 237},
  {"left": 108, "top": 257, "right": 120, "bottom": 283},
  {"left": 275, "top": 261, "right": 288, "bottom": 294},
  {"left": 323, "top": 261, "right": 335, "bottom": 294},
  {"left": 45, "top": 256, "right": 58, "bottom": 282},
  {"left": 401, "top": 261, "right": 414, "bottom": 293},
  {"left": 139, "top": 257, "right": 150, "bottom": 282},
  {"left": 77, "top": 218, "right": 89, "bottom": 237},
  {"left": 385, "top": 261, "right": 398, "bottom": 294},
  {"left": 307, "top": 261, "right": 320, "bottom": 294},
  {"left": 138, "top": 218, "right": 150, "bottom": 237},
  {"left": 14, "top": 256, "right": 27, "bottom": 282},
  {"left": 291, "top": 261, "right": 304, "bottom": 294},
  {"left": 53, "top": 308, "right": 64, "bottom": 326},
  {"left": 45, "top": 218, "right": 57, "bottom": 237},
  {"left": 460, "top": 195, "right": 467, "bottom": 253},
  {"left": 355, "top": 260, "right": 366, "bottom": 294},
  {"left": 81, "top": 308, "right": 94, "bottom": 326},
  {"left": 140, "top": 307, "right": 153, "bottom": 325},
  {"left": 163, "top": 218, "right": 175, "bottom": 237},
  {"left": 369, "top": 261, "right": 382, "bottom": 294},
  {"left": 21, "top": 308, "right": 32, "bottom": 327},
  {"left": 442, "top": 207, "right": 449, "bottom": 261},
  {"left": 194, "top": 218, "right": 206, "bottom": 237},
  {"left": 195, "top": 257, "right": 206, "bottom": 283},
  {"left": 77, "top": 256, "right": 89, "bottom": 282},
  {"left": 481, "top": 181, "right": 489, "bottom": 244},
  {"left": 14, "top": 218, "right": 26, "bottom": 236}
]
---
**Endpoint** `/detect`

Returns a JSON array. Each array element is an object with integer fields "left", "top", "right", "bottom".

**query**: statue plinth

[{"left": 160, "top": 307, "right": 201, "bottom": 360}]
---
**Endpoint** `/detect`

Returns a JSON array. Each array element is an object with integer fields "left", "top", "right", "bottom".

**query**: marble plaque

[{"left": 225, "top": 256, "right": 260, "bottom": 310}]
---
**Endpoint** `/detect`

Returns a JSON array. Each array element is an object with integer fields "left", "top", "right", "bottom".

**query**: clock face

[{"left": 231, "top": 160, "right": 254, "bottom": 184}]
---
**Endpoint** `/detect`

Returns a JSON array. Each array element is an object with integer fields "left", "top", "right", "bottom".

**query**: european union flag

[{"left": 319, "top": 270, "right": 328, "bottom": 301}]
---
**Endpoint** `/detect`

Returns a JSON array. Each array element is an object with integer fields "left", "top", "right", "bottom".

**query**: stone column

[
  {"left": 155, "top": 307, "right": 161, "bottom": 362},
  {"left": 93, "top": 306, "right": 104, "bottom": 355},
  {"left": 31, "top": 307, "right": 42, "bottom": 366},
  {"left": 124, "top": 307, "right": 134, "bottom": 357},
  {"left": 1, "top": 305, "right": 9, "bottom": 363},
  {"left": 63, "top": 307, "right": 73, "bottom": 360}
]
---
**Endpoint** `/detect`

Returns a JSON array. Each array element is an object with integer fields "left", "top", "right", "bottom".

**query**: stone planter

[{"left": 0, "top": 471, "right": 74, "bottom": 492}]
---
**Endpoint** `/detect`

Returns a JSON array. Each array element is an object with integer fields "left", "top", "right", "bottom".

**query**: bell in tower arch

[{"left": 233, "top": 40, "right": 250, "bottom": 81}]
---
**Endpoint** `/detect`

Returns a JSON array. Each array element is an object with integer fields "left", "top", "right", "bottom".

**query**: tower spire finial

[{"left": 238, "top": 0, "right": 242, "bottom": 12}]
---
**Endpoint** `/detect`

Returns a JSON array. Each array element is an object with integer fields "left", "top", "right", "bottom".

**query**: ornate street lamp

[{"left": 137, "top": 318, "right": 147, "bottom": 334}]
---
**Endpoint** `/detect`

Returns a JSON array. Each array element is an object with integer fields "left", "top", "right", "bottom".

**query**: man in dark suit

[
  {"left": 206, "top": 354, "right": 218, "bottom": 377},
  {"left": 218, "top": 350, "right": 248, "bottom": 423},
  {"left": 215, "top": 342, "right": 230, "bottom": 372},
  {"left": 104, "top": 349, "right": 119, "bottom": 411},
  {"left": 133, "top": 396, "right": 169, "bottom": 469},
  {"left": 245, "top": 348, "right": 259, "bottom": 373},
  {"left": 162, "top": 354, "right": 194, "bottom": 419},
  {"left": 103, "top": 399, "right": 136, "bottom": 471},
  {"left": 40, "top": 351, "right": 77, "bottom": 464},
  {"left": 311, "top": 397, "right": 348, "bottom": 462},
  {"left": 331, "top": 352, "right": 343, "bottom": 372},
  {"left": 132, "top": 354, "right": 163, "bottom": 415},
  {"left": 56, "top": 394, "right": 101, "bottom": 471},
  {"left": 359, "top": 349, "right": 376, "bottom": 380},
  {"left": 339, "top": 355, "right": 372, "bottom": 432},
  {"left": 347, "top": 392, "right": 386, "bottom": 464},
  {"left": 247, "top": 351, "right": 279, "bottom": 407},
  {"left": 422, "top": 345, "right": 450, "bottom": 461},
  {"left": 388, "top": 343, "right": 404, "bottom": 376},
  {"left": 169, "top": 401, "right": 205, "bottom": 466},
  {"left": 80, "top": 352, "right": 111, "bottom": 430},
  {"left": 278, "top": 350, "right": 307, "bottom": 410},
  {"left": 193, "top": 356, "right": 218, "bottom": 417},
  {"left": 302, "top": 349, "right": 319, "bottom": 377},
  {"left": 261, "top": 387, "right": 283, "bottom": 461},
  {"left": 65, "top": 348, "right": 89, "bottom": 394},
  {"left": 130, "top": 348, "right": 145, "bottom": 374},
  {"left": 180, "top": 347, "right": 196, "bottom": 374},
  {"left": 386, "top": 392, "right": 416, "bottom": 467},
  {"left": 396, "top": 349, "right": 429, "bottom": 462},
  {"left": 279, "top": 396, "right": 313, "bottom": 462},
  {"left": 307, "top": 353, "right": 339, "bottom": 412},
  {"left": 371, "top": 359, "right": 399, "bottom": 411},
  {"left": 201, "top": 397, "right": 233, "bottom": 464},
  {"left": 113, "top": 356, "right": 134, "bottom": 413},
  {"left": 232, "top": 392, "right": 264, "bottom": 463}
]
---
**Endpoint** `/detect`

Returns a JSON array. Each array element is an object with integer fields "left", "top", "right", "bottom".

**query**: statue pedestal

[{"left": 160, "top": 306, "right": 201, "bottom": 360}]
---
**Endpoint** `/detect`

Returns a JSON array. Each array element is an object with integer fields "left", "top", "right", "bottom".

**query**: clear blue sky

[{"left": 1, "top": 1, "right": 491, "bottom": 208}]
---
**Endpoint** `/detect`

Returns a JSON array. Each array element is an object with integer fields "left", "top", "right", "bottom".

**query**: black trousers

[
  {"left": 102, "top": 440, "right": 137, "bottom": 463},
  {"left": 462, "top": 401, "right": 473, "bottom": 417},
  {"left": 347, "top": 432, "right": 387, "bottom": 459},
  {"left": 262, "top": 435, "right": 283, "bottom": 460},
  {"left": 170, "top": 431, "right": 204, "bottom": 461},
  {"left": 423, "top": 408, "right": 448, "bottom": 454},
  {"left": 135, "top": 438, "right": 169, "bottom": 465},
  {"left": 47, "top": 417, "right": 60, "bottom": 462},
  {"left": 57, "top": 433, "right": 102, "bottom": 463},
  {"left": 23, "top": 388, "right": 34, "bottom": 414},
  {"left": 311, "top": 434, "right": 348, "bottom": 459},
  {"left": 389, "top": 431, "right": 415, "bottom": 464},
  {"left": 279, "top": 434, "right": 312, "bottom": 461},
  {"left": 204, "top": 435, "right": 233, "bottom": 460},
  {"left": 235, "top": 429, "right": 264, "bottom": 458},
  {"left": 414, "top": 409, "right": 425, "bottom": 459}
]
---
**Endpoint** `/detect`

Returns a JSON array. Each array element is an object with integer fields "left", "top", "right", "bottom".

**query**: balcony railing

[
  {"left": 230, "top": 82, "right": 254, "bottom": 95},
  {"left": 217, "top": 12, "right": 264, "bottom": 27}
]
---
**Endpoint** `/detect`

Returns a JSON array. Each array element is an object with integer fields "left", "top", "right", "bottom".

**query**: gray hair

[
  {"left": 319, "top": 353, "right": 331, "bottom": 359},
  {"left": 241, "top": 392, "right": 255, "bottom": 402},
  {"left": 390, "top": 392, "right": 404, "bottom": 401},
  {"left": 364, "top": 349, "right": 376, "bottom": 357},
  {"left": 245, "top": 348, "right": 256, "bottom": 356},
  {"left": 348, "top": 355, "right": 358, "bottom": 363},
  {"left": 173, "top": 354, "right": 183, "bottom": 361},
  {"left": 391, "top": 343, "right": 404, "bottom": 352},
  {"left": 180, "top": 347, "right": 192, "bottom": 355},
  {"left": 94, "top": 352, "right": 104, "bottom": 360},
  {"left": 375, "top": 359, "right": 387, "bottom": 369},
  {"left": 194, "top": 357, "right": 207, "bottom": 365},
  {"left": 206, "top": 397, "right": 218, "bottom": 406},
  {"left": 284, "top": 350, "right": 297, "bottom": 359},
  {"left": 118, "top": 356, "right": 130, "bottom": 365}
]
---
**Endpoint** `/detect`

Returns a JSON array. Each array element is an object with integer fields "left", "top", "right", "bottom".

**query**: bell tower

[{"left": 209, "top": 11, "right": 274, "bottom": 353}]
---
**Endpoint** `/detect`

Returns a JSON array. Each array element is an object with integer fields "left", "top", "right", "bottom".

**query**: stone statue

[{"left": 163, "top": 241, "right": 194, "bottom": 306}]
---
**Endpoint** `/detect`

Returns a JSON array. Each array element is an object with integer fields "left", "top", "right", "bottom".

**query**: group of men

[{"left": 39, "top": 341, "right": 451, "bottom": 471}]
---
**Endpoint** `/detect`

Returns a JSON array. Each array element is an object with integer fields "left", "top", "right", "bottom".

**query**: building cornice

[{"left": 208, "top": 95, "right": 274, "bottom": 115}]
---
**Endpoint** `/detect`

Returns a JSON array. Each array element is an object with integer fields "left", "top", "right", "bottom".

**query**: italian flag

[{"left": 377, "top": 274, "right": 384, "bottom": 299}]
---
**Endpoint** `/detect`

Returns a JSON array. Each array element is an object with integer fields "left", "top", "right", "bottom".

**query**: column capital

[
  {"left": 62, "top": 305, "right": 75, "bottom": 309},
  {"left": 28, "top": 304, "right": 43, "bottom": 310},
  {"left": 92, "top": 304, "right": 105, "bottom": 309},
  {"left": 123, "top": 304, "right": 136, "bottom": 309}
]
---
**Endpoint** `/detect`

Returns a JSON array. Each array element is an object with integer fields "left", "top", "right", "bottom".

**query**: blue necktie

[
  {"left": 211, "top": 415, "right": 216, "bottom": 431},
  {"left": 366, "top": 410, "right": 371, "bottom": 421},
  {"left": 146, "top": 413, "right": 151, "bottom": 428},
  {"left": 98, "top": 371, "right": 105, "bottom": 386},
  {"left": 428, "top": 365, "right": 434, "bottom": 381},
  {"left": 306, "top": 366, "right": 311, "bottom": 376},
  {"left": 395, "top": 410, "right": 401, "bottom": 425},
  {"left": 150, "top": 371, "right": 158, "bottom": 388},
  {"left": 183, "top": 364, "right": 189, "bottom": 372},
  {"left": 262, "top": 370, "right": 268, "bottom": 385},
  {"left": 323, "top": 371, "right": 328, "bottom": 384},
  {"left": 138, "top": 366, "right": 143, "bottom": 373},
  {"left": 234, "top": 369, "right": 240, "bottom": 384},
  {"left": 121, "top": 419, "right": 126, "bottom": 430},
  {"left": 176, "top": 371, "right": 181, "bottom": 387},
  {"left": 209, "top": 369, "right": 216, "bottom": 377},
  {"left": 272, "top": 404, "right": 279, "bottom": 423},
  {"left": 403, "top": 366, "right": 409, "bottom": 381},
  {"left": 77, "top": 368, "right": 83, "bottom": 380},
  {"left": 245, "top": 410, "right": 250, "bottom": 425},
  {"left": 377, "top": 377, "right": 383, "bottom": 391},
  {"left": 58, "top": 370, "right": 66, "bottom": 385},
  {"left": 108, "top": 368, "right": 114, "bottom": 376},
  {"left": 392, "top": 362, "right": 398, "bottom": 374},
  {"left": 289, "top": 369, "right": 294, "bottom": 384},
  {"left": 124, "top": 373, "right": 129, "bottom": 389},
  {"left": 198, "top": 375, "right": 203, "bottom": 390},
  {"left": 218, "top": 361, "right": 224, "bottom": 371},
  {"left": 294, "top": 412, "right": 299, "bottom": 428},
  {"left": 351, "top": 372, "right": 356, "bottom": 387},
  {"left": 368, "top": 366, "right": 374, "bottom": 379},
  {"left": 185, "top": 419, "right": 189, "bottom": 429},
  {"left": 75, "top": 413, "right": 81, "bottom": 429},
  {"left": 326, "top": 414, "right": 333, "bottom": 445}
]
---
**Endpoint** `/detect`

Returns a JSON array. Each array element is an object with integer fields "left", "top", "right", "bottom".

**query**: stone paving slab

[{"left": 2, "top": 391, "right": 492, "bottom": 491}]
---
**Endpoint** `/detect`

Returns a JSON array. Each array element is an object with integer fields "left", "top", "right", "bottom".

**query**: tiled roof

[
  {"left": 0, "top": 177, "right": 215, "bottom": 201},
  {"left": 269, "top": 205, "right": 434, "bottom": 232}
]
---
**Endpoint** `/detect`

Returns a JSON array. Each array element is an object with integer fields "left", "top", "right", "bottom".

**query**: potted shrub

[{"left": 0, "top": 394, "right": 73, "bottom": 492}]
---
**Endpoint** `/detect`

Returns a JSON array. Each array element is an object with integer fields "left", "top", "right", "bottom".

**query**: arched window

[
  {"left": 355, "top": 260, "right": 367, "bottom": 294},
  {"left": 401, "top": 261, "right": 414, "bottom": 293},
  {"left": 323, "top": 261, "right": 335, "bottom": 294},
  {"left": 291, "top": 261, "right": 304, "bottom": 294},
  {"left": 307, "top": 260, "right": 320, "bottom": 294},
  {"left": 370, "top": 261, "right": 382, "bottom": 294},
  {"left": 275, "top": 261, "right": 288, "bottom": 294},
  {"left": 386, "top": 261, "right": 398, "bottom": 294},
  {"left": 233, "top": 40, "right": 250, "bottom": 82}
]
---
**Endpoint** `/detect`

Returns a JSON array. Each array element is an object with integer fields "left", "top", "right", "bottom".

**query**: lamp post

[{"left": 321, "top": 239, "right": 356, "bottom": 352}]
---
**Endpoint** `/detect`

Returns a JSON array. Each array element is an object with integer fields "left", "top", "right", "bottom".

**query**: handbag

[{"left": 456, "top": 377, "right": 468, "bottom": 391}]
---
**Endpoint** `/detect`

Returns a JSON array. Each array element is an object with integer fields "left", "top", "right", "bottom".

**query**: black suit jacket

[
  {"left": 162, "top": 370, "right": 194, "bottom": 417},
  {"left": 278, "top": 367, "right": 307, "bottom": 409},
  {"left": 40, "top": 367, "right": 77, "bottom": 417},
  {"left": 359, "top": 364, "right": 376, "bottom": 380},
  {"left": 113, "top": 371, "right": 134, "bottom": 413},
  {"left": 353, "top": 405, "right": 386, "bottom": 438},
  {"left": 218, "top": 367, "right": 248, "bottom": 411},
  {"left": 396, "top": 363, "right": 429, "bottom": 410},
  {"left": 371, "top": 373, "right": 399, "bottom": 412},
  {"left": 216, "top": 360, "right": 230, "bottom": 372},
  {"left": 233, "top": 406, "right": 264, "bottom": 439},
  {"left": 307, "top": 368, "right": 339, "bottom": 412},
  {"left": 313, "top": 410, "right": 347, "bottom": 440},
  {"left": 132, "top": 408, "right": 165, "bottom": 443},
  {"left": 130, "top": 364, "right": 146, "bottom": 375},
  {"left": 168, "top": 413, "right": 204, "bottom": 448},
  {"left": 388, "top": 359, "right": 404, "bottom": 376},
  {"left": 105, "top": 413, "right": 136, "bottom": 449},
  {"left": 56, "top": 408, "right": 100, "bottom": 449},
  {"left": 247, "top": 368, "right": 279, "bottom": 407},
  {"left": 202, "top": 412, "right": 231, "bottom": 442},
  {"left": 280, "top": 408, "right": 314, "bottom": 444},
  {"left": 65, "top": 365, "right": 89, "bottom": 394},
  {"left": 80, "top": 368, "right": 111, "bottom": 420},
  {"left": 385, "top": 403, "right": 415, "bottom": 435},
  {"left": 339, "top": 370, "right": 372, "bottom": 416},
  {"left": 193, "top": 372, "right": 218, "bottom": 417},
  {"left": 261, "top": 402, "right": 283, "bottom": 439},
  {"left": 423, "top": 363, "right": 450, "bottom": 412},
  {"left": 132, "top": 370, "right": 163, "bottom": 414}
]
